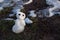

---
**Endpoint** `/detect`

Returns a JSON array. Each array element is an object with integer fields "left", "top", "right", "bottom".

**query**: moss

[
  {"left": 0, "top": 7, "right": 12, "bottom": 19},
  {"left": 0, "top": 20, "right": 14, "bottom": 32}
]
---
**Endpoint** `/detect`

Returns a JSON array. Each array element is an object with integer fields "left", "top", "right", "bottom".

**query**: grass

[{"left": 0, "top": 16, "right": 60, "bottom": 40}]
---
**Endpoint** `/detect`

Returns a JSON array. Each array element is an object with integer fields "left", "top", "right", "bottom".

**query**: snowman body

[{"left": 12, "top": 19, "right": 25, "bottom": 33}]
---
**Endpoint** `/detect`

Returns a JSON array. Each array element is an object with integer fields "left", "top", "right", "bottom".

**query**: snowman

[{"left": 12, "top": 12, "right": 26, "bottom": 33}]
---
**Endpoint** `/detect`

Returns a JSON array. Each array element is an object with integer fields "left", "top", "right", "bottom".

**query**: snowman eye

[
  {"left": 18, "top": 14, "right": 21, "bottom": 15},
  {"left": 22, "top": 15, "right": 24, "bottom": 16}
]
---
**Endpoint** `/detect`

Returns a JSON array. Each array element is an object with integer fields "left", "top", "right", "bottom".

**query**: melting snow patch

[
  {"left": 25, "top": 18, "right": 33, "bottom": 24},
  {"left": 0, "top": 7, "right": 3, "bottom": 10},
  {"left": 4, "top": 18, "right": 14, "bottom": 20},
  {"left": 29, "top": 10, "right": 37, "bottom": 17}
]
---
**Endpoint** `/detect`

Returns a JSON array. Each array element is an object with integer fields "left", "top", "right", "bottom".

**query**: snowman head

[{"left": 16, "top": 12, "right": 26, "bottom": 20}]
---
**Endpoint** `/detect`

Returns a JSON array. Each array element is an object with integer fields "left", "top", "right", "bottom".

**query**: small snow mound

[
  {"left": 0, "top": 7, "right": 3, "bottom": 10},
  {"left": 25, "top": 18, "right": 33, "bottom": 24},
  {"left": 29, "top": 10, "right": 37, "bottom": 17}
]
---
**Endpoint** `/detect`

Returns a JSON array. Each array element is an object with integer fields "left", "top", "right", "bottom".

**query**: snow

[
  {"left": 3, "top": 18, "right": 14, "bottom": 20},
  {"left": 12, "top": 8, "right": 21, "bottom": 13},
  {"left": 0, "top": 7, "right": 3, "bottom": 10},
  {"left": 25, "top": 18, "right": 33, "bottom": 24},
  {"left": 9, "top": 14, "right": 15, "bottom": 17},
  {"left": 12, "top": 0, "right": 21, "bottom": 2},
  {"left": 0, "top": 0, "right": 4, "bottom": 3},
  {"left": 29, "top": 10, "right": 37, "bottom": 17},
  {"left": 24, "top": 0, "right": 33, "bottom": 5},
  {"left": 46, "top": 0, "right": 60, "bottom": 17}
]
